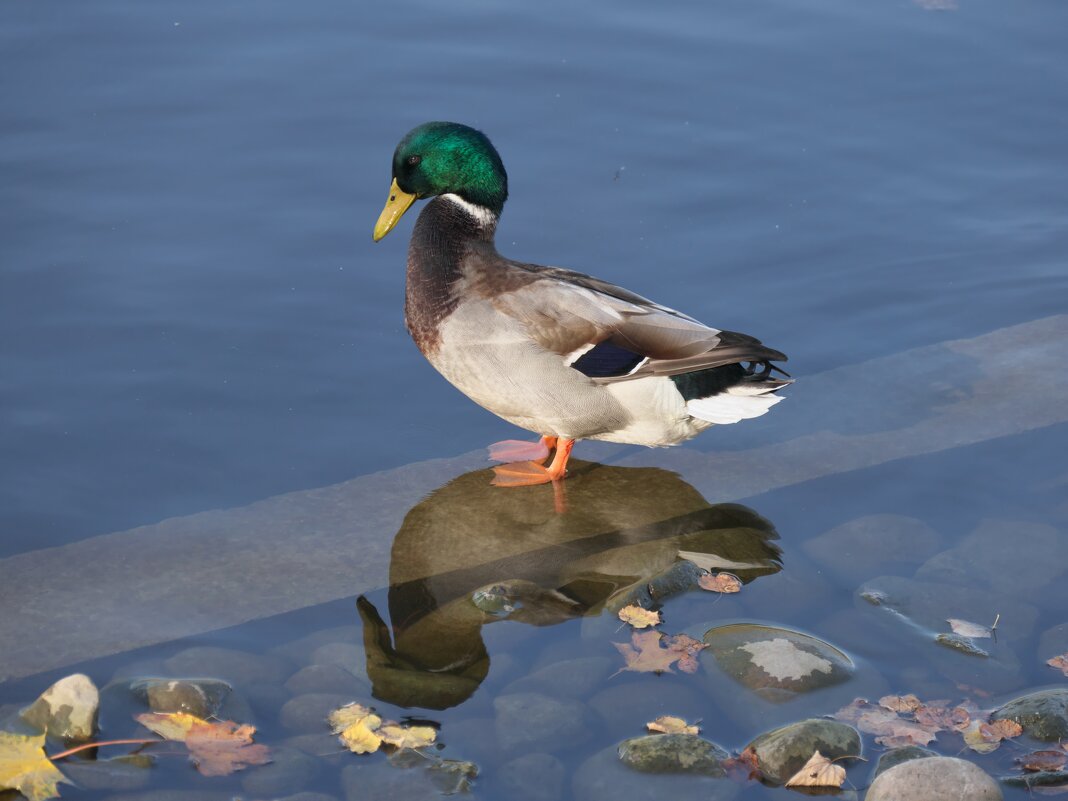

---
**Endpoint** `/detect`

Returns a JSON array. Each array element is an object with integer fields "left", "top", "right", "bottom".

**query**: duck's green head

[{"left": 373, "top": 122, "right": 508, "bottom": 241}]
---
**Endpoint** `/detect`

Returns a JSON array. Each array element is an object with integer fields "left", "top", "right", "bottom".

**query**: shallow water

[{"left": 2, "top": 0, "right": 1067, "bottom": 798}]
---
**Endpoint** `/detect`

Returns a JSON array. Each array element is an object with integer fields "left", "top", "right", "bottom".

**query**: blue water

[{"left": 4, "top": 0, "right": 1066, "bottom": 555}]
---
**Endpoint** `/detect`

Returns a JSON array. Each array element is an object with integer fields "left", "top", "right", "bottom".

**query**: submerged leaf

[
  {"left": 698, "top": 572, "right": 742, "bottom": 594},
  {"left": 185, "top": 720, "right": 270, "bottom": 776},
  {"left": 617, "top": 605, "right": 661, "bottom": 629},
  {"left": 646, "top": 716, "right": 699, "bottom": 735},
  {"left": 785, "top": 750, "right": 846, "bottom": 788},
  {"left": 1017, "top": 750, "right": 1068, "bottom": 772},
  {"left": 134, "top": 711, "right": 202, "bottom": 741},
  {"left": 879, "top": 694, "right": 922, "bottom": 713},
  {"left": 0, "top": 731, "right": 66, "bottom": 801},
  {"left": 963, "top": 718, "right": 1022, "bottom": 754},
  {"left": 1047, "top": 653, "right": 1068, "bottom": 677},
  {"left": 613, "top": 630, "right": 708, "bottom": 676}
]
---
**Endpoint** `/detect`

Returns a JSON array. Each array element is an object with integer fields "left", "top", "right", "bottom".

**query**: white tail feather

[{"left": 686, "top": 389, "right": 784, "bottom": 424}]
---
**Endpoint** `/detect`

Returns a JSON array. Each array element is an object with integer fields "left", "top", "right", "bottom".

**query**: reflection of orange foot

[
  {"left": 491, "top": 439, "right": 574, "bottom": 487},
  {"left": 487, "top": 436, "right": 556, "bottom": 464}
]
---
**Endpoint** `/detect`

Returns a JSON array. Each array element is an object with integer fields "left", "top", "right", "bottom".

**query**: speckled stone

[
  {"left": 745, "top": 719, "right": 861, "bottom": 784},
  {"left": 618, "top": 734, "right": 727, "bottom": 776},
  {"left": 866, "top": 756, "right": 1002, "bottom": 801},
  {"left": 992, "top": 688, "right": 1068, "bottom": 741}
]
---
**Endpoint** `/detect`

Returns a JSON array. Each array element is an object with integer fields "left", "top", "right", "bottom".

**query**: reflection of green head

[{"left": 392, "top": 122, "right": 508, "bottom": 214}]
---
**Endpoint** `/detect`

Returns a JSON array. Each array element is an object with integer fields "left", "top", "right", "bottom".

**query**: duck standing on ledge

[{"left": 373, "top": 122, "right": 790, "bottom": 487}]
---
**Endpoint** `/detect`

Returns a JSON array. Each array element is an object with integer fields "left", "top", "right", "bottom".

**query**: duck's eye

[{"left": 406, "top": 154, "right": 422, "bottom": 167}]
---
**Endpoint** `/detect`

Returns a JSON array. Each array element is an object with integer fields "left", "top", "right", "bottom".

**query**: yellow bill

[{"left": 373, "top": 179, "right": 417, "bottom": 241}]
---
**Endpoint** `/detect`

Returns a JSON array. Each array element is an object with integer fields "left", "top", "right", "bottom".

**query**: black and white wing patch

[{"left": 567, "top": 341, "right": 648, "bottom": 378}]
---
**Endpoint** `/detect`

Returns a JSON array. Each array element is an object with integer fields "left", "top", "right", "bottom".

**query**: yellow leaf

[
  {"left": 329, "top": 703, "right": 383, "bottom": 754},
  {"left": 0, "top": 730, "right": 67, "bottom": 801},
  {"left": 617, "top": 604, "right": 661, "bottom": 629},
  {"left": 698, "top": 572, "right": 742, "bottom": 593},
  {"left": 646, "top": 716, "right": 699, "bottom": 735},
  {"left": 378, "top": 723, "right": 437, "bottom": 749},
  {"left": 135, "top": 711, "right": 203, "bottom": 741},
  {"left": 785, "top": 750, "right": 847, "bottom": 788}
]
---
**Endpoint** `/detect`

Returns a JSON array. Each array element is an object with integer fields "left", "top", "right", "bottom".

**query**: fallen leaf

[
  {"left": 185, "top": 720, "right": 270, "bottom": 776},
  {"left": 134, "top": 711, "right": 202, "bottom": 741},
  {"left": 983, "top": 719, "right": 1023, "bottom": 740},
  {"left": 698, "top": 572, "right": 742, "bottom": 594},
  {"left": 617, "top": 604, "right": 661, "bottom": 629},
  {"left": 722, "top": 746, "right": 761, "bottom": 783},
  {"left": 785, "top": 750, "right": 847, "bottom": 788},
  {"left": 879, "top": 694, "right": 922, "bottom": 713},
  {"left": 963, "top": 721, "right": 1000, "bottom": 754},
  {"left": 0, "top": 731, "right": 66, "bottom": 801},
  {"left": 646, "top": 716, "right": 699, "bottom": 735},
  {"left": 1017, "top": 750, "right": 1068, "bottom": 772},
  {"left": 947, "top": 618, "right": 992, "bottom": 638},
  {"left": 377, "top": 723, "right": 437, "bottom": 750},
  {"left": 914, "top": 703, "right": 971, "bottom": 733},
  {"left": 835, "top": 699, "right": 938, "bottom": 746},
  {"left": 613, "top": 630, "right": 708, "bottom": 676},
  {"left": 1047, "top": 653, "right": 1068, "bottom": 677},
  {"left": 962, "top": 718, "right": 1022, "bottom": 754},
  {"left": 329, "top": 704, "right": 383, "bottom": 754}
]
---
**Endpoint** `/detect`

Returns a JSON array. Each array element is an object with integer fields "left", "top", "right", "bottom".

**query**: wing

[{"left": 491, "top": 259, "right": 788, "bottom": 382}]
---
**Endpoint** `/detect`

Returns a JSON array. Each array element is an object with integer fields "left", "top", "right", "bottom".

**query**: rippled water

[{"left": 3, "top": 0, "right": 1067, "bottom": 798}]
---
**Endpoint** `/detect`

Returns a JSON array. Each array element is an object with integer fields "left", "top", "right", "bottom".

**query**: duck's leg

[
  {"left": 491, "top": 438, "right": 574, "bottom": 487},
  {"left": 487, "top": 436, "right": 557, "bottom": 464}
]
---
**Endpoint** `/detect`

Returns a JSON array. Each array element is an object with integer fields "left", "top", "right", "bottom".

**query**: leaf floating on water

[
  {"left": 329, "top": 704, "right": 383, "bottom": 754},
  {"left": 879, "top": 694, "right": 922, "bottom": 713},
  {"left": 963, "top": 719, "right": 1022, "bottom": 754},
  {"left": 617, "top": 604, "right": 661, "bottom": 629},
  {"left": 134, "top": 711, "right": 202, "bottom": 741},
  {"left": 834, "top": 698, "right": 939, "bottom": 747},
  {"left": 698, "top": 572, "right": 742, "bottom": 594},
  {"left": 1017, "top": 750, "right": 1068, "bottom": 772},
  {"left": 185, "top": 720, "right": 270, "bottom": 776},
  {"left": 784, "top": 750, "right": 847, "bottom": 789},
  {"left": 913, "top": 703, "right": 971, "bottom": 733},
  {"left": 1047, "top": 653, "right": 1068, "bottom": 677},
  {"left": 646, "top": 715, "right": 699, "bottom": 735},
  {"left": 947, "top": 618, "right": 992, "bottom": 638},
  {"left": 613, "top": 630, "right": 708, "bottom": 676},
  {"left": 0, "top": 731, "right": 66, "bottom": 801},
  {"left": 723, "top": 745, "right": 761, "bottom": 783},
  {"left": 378, "top": 723, "right": 437, "bottom": 750}
]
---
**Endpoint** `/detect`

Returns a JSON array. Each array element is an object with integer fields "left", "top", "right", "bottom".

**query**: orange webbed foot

[{"left": 490, "top": 438, "right": 574, "bottom": 487}]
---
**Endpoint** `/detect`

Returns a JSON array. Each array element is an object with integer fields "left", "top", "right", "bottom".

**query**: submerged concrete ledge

[{"left": 1, "top": 315, "right": 1065, "bottom": 682}]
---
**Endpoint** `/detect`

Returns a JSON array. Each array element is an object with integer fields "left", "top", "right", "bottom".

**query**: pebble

[
  {"left": 992, "top": 688, "right": 1068, "bottom": 741},
  {"left": 240, "top": 745, "right": 319, "bottom": 796},
  {"left": 745, "top": 718, "right": 861, "bottom": 784},
  {"left": 285, "top": 664, "right": 368, "bottom": 697},
  {"left": 163, "top": 645, "right": 293, "bottom": 685},
  {"left": 617, "top": 733, "right": 727, "bottom": 775},
  {"left": 572, "top": 744, "right": 740, "bottom": 801},
  {"left": 493, "top": 691, "right": 592, "bottom": 754},
  {"left": 21, "top": 673, "right": 99, "bottom": 741},
  {"left": 873, "top": 745, "right": 938, "bottom": 778},
  {"left": 866, "top": 756, "right": 1002, "bottom": 800},
  {"left": 501, "top": 656, "right": 614, "bottom": 699},
  {"left": 802, "top": 514, "right": 943, "bottom": 584},
  {"left": 496, "top": 753, "right": 565, "bottom": 801},
  {"left": 279, "top": 692, "right": 352, "bottom": 733}
]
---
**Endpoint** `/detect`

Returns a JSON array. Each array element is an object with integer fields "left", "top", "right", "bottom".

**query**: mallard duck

[{"left": 373, "top": 121, "right": 790, "bottom": 486}]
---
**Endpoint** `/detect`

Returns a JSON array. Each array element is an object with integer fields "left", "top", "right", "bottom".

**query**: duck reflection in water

[{"left": 356, "top": 460, "right": 782, "bottom": 710}]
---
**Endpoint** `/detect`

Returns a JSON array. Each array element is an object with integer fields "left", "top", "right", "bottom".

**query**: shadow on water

[{"left": 356, "top": 460, "right": 782, "bottom": 709}]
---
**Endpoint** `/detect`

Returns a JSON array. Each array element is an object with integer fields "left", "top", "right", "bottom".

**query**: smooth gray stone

[
  {"left": 915, "top": 519, "right": 1067, "bottom": 606},
  {"left": 271, "top": 625, "right": 362, "bottom": 665},
  {"left": 279, "top": 692, "right": 352, "bottom": 733},
  {"left": 866, "top": 756, "right": 1002, "bottom": 801},
  {"left": 572, "top": 744, "right": 740, "bottom": 801},
  {"left": 992, "top": 688, "right": 1068, "bottom": 741},
  {"left": 496, "top": 753, "right": 564, "bottom": 801},
  {"left": 21, "top": 673, "right": 99, "bottom": 741},
  {"left": 494, "top": 692, "right": 592, "bottom": 754},
  {"left": 163, "top": 646, "right": 293, "bottom": 685},
  {"left": 501, "top": 656, "right": 613, "bottom": 699},
  {"left": 240, "top": 746, "right": 318, "bottom": 796},
  {"left": 745, "top": 718, "right": 861, "bottom": 785},
  {"left": 1039, "top": 622, "right": 1068, "bottom": 662},
  {"left": 702, "top": 624, "right": 854, "bottom": 700},
  {"left": 61, "top": 757, "right": 153, "bottom": 791},
  {"left": 873, "top": 745, "right": 938, "bottom": 778},
  {"left": 618, "top": 734, "right": 727, "bottom": 776},
  {"left": 341, "top": 762, "right": 440, "bottom": 801},
  {"left": 128, "top": 678, "right": 232, "bottom": 718},
  {"left": 588, "top": 680, "right": 703, "bottom": 732},
  {"left": 309, "top": 642, "right": 364, "bottom": 674},
  {"left": 803, "top": 514, "right": 942, "bottom": 584},
  {"left": 2, "top": 317, "right": 1065, "bottom": 682},
  {"left": 285, "top": 664, "right": 368, "bottom": 697}
]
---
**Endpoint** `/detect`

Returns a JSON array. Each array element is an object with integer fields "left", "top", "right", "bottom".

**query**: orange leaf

[
  {"left": 1047, "top": 653, "right": 1068, "bottom": 677},
  {"left": 879, "top": 694, "right": 921, "bottom": 713},
  {"left": 698, "top": 572, "right": 742, "bottom": 594},
  {"left": 723, "top": 746, "right": 761, "bottom": 783},
  {"left": 185, "top": 720, "right": 271, "bottom": 777},
  {"left": 613, "top": 630, "right": 708, "bottom": 676},
  {"left": 1017, "top": 750, "right": 1068, "bottom": 772}
]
